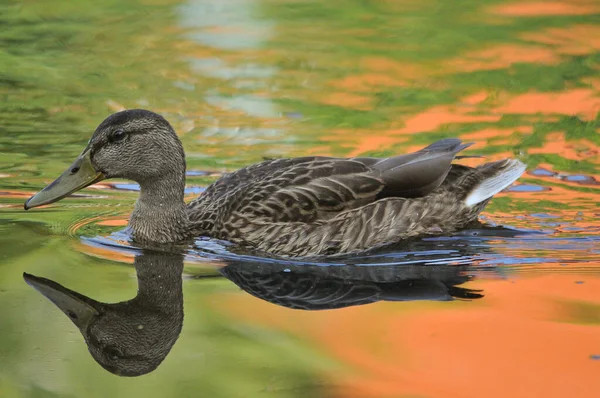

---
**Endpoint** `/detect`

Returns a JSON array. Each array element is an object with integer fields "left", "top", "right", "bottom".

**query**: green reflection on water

[
  {"left": 1, "top": 0, "right": 333, "bottom": 395},
  {"left": 1, "top": 0, "right": 599, "bottom": 396}
]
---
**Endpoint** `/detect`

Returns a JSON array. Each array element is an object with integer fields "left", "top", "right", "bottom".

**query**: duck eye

[{"left": 109, "top": 129, "right": 127, "bottom": 143}]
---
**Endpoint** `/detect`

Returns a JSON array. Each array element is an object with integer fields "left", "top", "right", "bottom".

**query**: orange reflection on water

[
  {"left": 528, "top": 132, "right": 600, "bottom": 162},
  {"left": 521, "top": 24, "right": 600, "bottom": 56},
  {"left": 583, "top": 78, "right": 600, "bottom": 91},
  {"left": 349, "top": 137, "right": 407, "bottom": 157},
  {"left": 389, "top": 105, "right": 501, "bottom": 136},
  {"left": 96, "top": 219, "right": 128, "bottom": 226},
  {"left": 494, "top": 89, "right": 600, "bottom": 120},
  {"left": 360, "top": 57, "right": 430, "bottom": 82},
  {"left": 322, "top": 92, "right": 373, "bottom": 111},
  {"left": 447, "top": 44, "right": 558, "bottom": 72},
  {"left": 220, "top": 274, "right": 600, "bottom": 398},
  {"left": 0, "top": 190, "right": 35, "bottom": 199},
  {"left": 461, "top": 126, "right": 533, "bottom": 144},
  {"left": 328, "top": 57, "right": 430, "bottom": 93},
  {"left": 75, "top": 240, "right": 135, "bottom": 264},
  {"left": 490, "top": 1, "right": 600, "bottom": 16},
  {"left": 330, "top": 73, "right": 408, "bottom": 92}
]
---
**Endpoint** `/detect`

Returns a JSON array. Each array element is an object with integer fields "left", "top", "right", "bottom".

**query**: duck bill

[
  {"left": 23, "top": 273, "right": 101, "bottom": 332},
  {"left": 24, "top": 149, "right": 104, "bottom": 210}
]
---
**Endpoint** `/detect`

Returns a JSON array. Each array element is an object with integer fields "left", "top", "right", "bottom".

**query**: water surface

[{"left": 1, "top": 0, "right": 599, "bottom": 397}]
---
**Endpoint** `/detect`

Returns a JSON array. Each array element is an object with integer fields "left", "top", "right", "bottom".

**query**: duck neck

[{"left": 130, "top": 173, "right": 189, "bottom": 244}]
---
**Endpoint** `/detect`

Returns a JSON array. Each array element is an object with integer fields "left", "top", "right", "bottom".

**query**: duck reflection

[
  {"left": 219, "top": 261, "right": 482, "bottom": 310},
  {"left": 213, "top": 224, "right": 525, "bottom": 310},
  {"left": 23, "top": 250, "right": 184, "bottom": 377},
  {"left": 23, "top": 246, "right": 486, "bottom": 377}
]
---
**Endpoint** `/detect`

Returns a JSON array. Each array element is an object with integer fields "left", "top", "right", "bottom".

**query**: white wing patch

[{"left": 465, "top": 159, "right": 526, "bottom": 207}]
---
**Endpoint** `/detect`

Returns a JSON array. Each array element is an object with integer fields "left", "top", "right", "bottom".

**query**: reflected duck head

[{"left": 23, "top": 251, "right": 184, "bottom": 376}]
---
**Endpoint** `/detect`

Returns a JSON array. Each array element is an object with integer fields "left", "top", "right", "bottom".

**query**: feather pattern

[{"left": 187, "top": 139, "right": 526, "bottom": 257}]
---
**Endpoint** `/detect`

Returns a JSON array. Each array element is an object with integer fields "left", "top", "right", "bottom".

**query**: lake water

[{"left": 1, "top": 0, "right": 599, "bottom": 397}]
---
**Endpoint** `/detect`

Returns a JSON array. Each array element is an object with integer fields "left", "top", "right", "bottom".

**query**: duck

[{"left": 24, "top": 109, "right": 526, "bottom": 257}]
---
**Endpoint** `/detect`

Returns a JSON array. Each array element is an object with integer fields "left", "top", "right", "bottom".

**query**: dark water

[{"left": 1, "top": 0, "right": 600, "bottom": 397}]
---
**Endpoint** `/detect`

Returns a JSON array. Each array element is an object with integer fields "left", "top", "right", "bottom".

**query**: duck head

[{"left": 24, "top": 109, "right": 185, "bottom": 210}]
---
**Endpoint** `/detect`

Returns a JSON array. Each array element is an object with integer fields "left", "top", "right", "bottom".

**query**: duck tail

[{"left": 464, "top": 159, "right": 526, "bottom": 207}]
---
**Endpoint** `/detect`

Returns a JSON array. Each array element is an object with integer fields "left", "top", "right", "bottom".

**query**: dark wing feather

[
  {"left": 189, "top": 139, "right": 473, "bottom": 237},
  {"left": 354, "top": 138, "right": 474, "bottom": 198},
  {"left": 230, "top": 158, "right": 385, "bottom": 224}
]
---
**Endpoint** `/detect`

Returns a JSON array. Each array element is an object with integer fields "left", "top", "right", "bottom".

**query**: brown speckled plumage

[
  {"left": 26, "top": 110, "right": 526, "bottom": 257},
  {"left": 190, "top": 156, "right": 516, "bottom": 256}
]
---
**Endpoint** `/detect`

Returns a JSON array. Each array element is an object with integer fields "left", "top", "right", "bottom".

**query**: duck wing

[
  {"left": 190, "top": 139, "right": 472, "bottom": 227},
  {"left": 353, "top": 138, "right": 473, "bottom": 198},
  {"left": 230, "top": 157, "right": 384, "bottom": 224}
]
